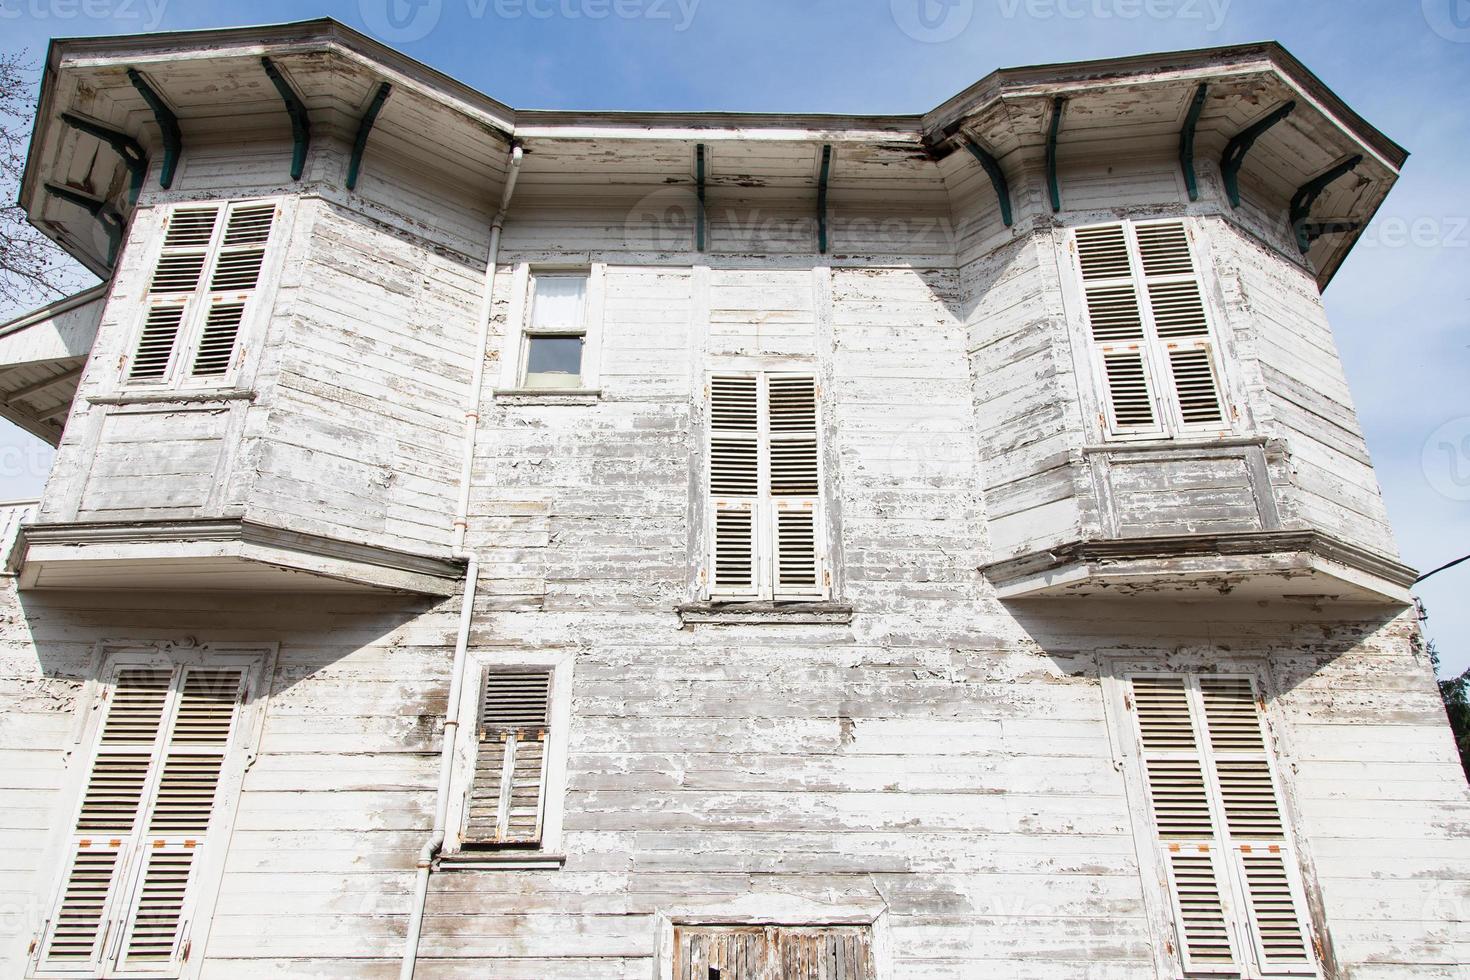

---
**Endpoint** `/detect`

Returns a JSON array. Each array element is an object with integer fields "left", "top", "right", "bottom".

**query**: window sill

[
  {"left": 493, "top": 388, "right": 602, "bottom": 406},
  {"left": 677, "top": 601, "right": 854, "bottom": 626},
  {"left": 437, "top": 850, "right": 567, "bottom": 871}
]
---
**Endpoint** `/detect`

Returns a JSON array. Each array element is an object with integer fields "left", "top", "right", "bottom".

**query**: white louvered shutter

[
  {"left": 768, "top": 375, "right": 823, "bottom": 599},
  {"left": 1076, "top": 224, "right": 1162, "bottom": 436},
  {"left": 1132, "top": 675, "right": 1238, "bottom": 973},
  {"left": 39, "top": 664, "right": 246, "bottom": 977},
  {"left": 1199, "top": 677, "right": 1317, "bottom": 975},
  {"left": 708, "top": 375, "right": 761, "bottom": 598},
  {"left": 467, "top": 670, "right": 553, "bottom": 846},
  {"left": 706, "top": 372, "right": 826, "bottom": 601},
  {"left": 1074, "top": 220, "right": 1226, "bottom": 438},
  {"left": 130, "top": 201, "right": 275, "bottom": 386},
  {"left": 1128, "top": 674, "right": 1318, "bottom": 979},
  {"left": 1135, "top": 221, "right": 1225, "bottom": 430}
]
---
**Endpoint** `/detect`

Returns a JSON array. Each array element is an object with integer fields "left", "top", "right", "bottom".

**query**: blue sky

[{"left": 2, "top": 0, "right": 1467, "bottom": 671}]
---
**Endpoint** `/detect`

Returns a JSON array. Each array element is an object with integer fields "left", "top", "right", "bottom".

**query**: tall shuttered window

[
  {"left": 1072, "top": 219, "right": 1229, "bottom": 439},
  {"left": 128, "top": 201, "right": 277, "bottom": 388},
  {"left": 37, "top": 660, "right": 251, "bottom": 978},
  {"left": 674, "top": 925, "right": 875, "bottom": 980},
  {"left": 707, "top": 372, "right": 827, "bottom": 601},
  {"left": 1127, "top": 674, "right": 1320, "bottom": 979},
  {"left": 464, "top": 669, "right": 554, "bottom": 847}
]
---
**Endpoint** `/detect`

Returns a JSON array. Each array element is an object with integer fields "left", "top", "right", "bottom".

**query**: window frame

[
  {"left": 703, "top": 368, "right": 830, "bottom": 604},
  {"left": 119, "top": 198, "right": 288, "bottom": 395},
  {"left": 1064, "top": 216, "right": 1235, "bottom": 443},
  {"left": 1102, "top": 660, "right": 1324, "bottom": 980},
  {"left": 500, "top": 264, "right": 605, "bottom": 393},
  {"left": 443, "top": 652, "right": 574, "bottom": 860},
  {"left": 29, "top": 641, "right": 275, "bottom": 980}
]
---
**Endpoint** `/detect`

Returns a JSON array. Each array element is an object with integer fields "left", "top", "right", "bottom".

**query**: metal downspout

[{"left": 399, "top": 142, "right": 524, "bottom": 980}]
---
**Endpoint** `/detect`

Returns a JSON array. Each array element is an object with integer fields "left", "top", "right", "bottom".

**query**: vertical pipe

[{"left": 399, "top": 142, "right": 523, "bottom": 980}]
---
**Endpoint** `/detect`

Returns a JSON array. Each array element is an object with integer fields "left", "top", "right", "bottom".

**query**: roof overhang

[{"left": 20, "top": 21, "right": 1404, "bottom": 288}]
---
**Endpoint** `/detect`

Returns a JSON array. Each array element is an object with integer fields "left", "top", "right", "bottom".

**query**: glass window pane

[
  {"left": 524, "top": 336, "right": 583, "bottom": 387},
  {"left": 530, "top": 275, "right": 586, "bottom": 329}
]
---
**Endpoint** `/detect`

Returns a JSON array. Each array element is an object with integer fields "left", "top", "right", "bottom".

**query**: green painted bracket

[
  {"left": 44, "top": 182, "right": 125, "bottom": 266},
  {"left": 126, "top": 68, "right": 181, "bottom": 189},
  {"left": 817, "top": 144, "right": 832, "bottom": 254},
  {"left": 695, "top": 143, "right": 707, "bottom": 252},
  {"left": 960, "top": 136, "right": 1013, "bottom": 227},
  {"left": 1178, "top": 83, "right": 1209, "bottom": 202},
  {"left": 1289, "top": 155, "right": 1363, "bottom": 253},
  {"left": 1220, "top": 100, "right": 1295, "bottom": 208},
  {"left": 1046, "top": 97, "right": 1065, "bottom": 213},
  {"left": 1297, "top": 219, "right": 1363, "bottom": 251},
  {"left": 347, "top": 82, "right": 392, "bottom": 190},
  {"left": 60, "top": 112, "right": 148, "bottom": 205},
  {"left": 261, "top": 57, "right": 311, "bottom": 181}
]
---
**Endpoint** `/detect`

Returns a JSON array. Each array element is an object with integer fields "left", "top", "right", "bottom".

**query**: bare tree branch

[{"left": 0, "top": 50, "right": 95, "bottom": 316}]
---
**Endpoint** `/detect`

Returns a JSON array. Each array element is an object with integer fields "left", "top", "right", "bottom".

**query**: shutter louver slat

[
  {"left": 1083, "top": 285, "right": 1146, "bottom": 342},
  {"left": 468, "top": 670, "right": 553, "bottom": 845},
  {"left": 1101, "top": 350, "right": 1157, "bottom": 429},
  {"left": 713, "top": 504, "right": 758, "bottom": 596},
  {"left": 1148, "top": 280, "right": 1210, "bottom": 338},
  {"left": 710, "top": 375, "right": 758, "bottom": 431},
  {"left": 149, "top": 253, "right": 209, "bottom": 294},
  {"left": 122, "top": 846, "right": 195, "bottom": 966},
  {"left": 149, "top": 756, "right": 225, "bottom": 834},
  {"left": 1145, "top": 758, "right": 1214, "bottom": 839},
  {"left": 1240, "top": 848, "right": 1315, "bottom": 970},
  {"left": 1199, "top": 677, "right": 1266, "bottom": 752},
  {"left": 1167, "top": 848, "right": 1237, "bottom": 969},
  {"left": 129, "top": 305, "right": 187, "bottom": 383},
  {"left": 1135, "top": 221, "right": 1195, "bottom": 277},
  {"left": 710, "top": 437, "right": 760, "bottom": 496},
  {"left": 774, "top": 506, "right": 821, "bottom": 597},
  {"left": 220, "top": 203, "right": 275, "bottom": 246},
  {"left": 163, "top": 207, "right": 219, "bottom": 249},
  {"left": 1167, "top": 346, "right": 1225, "bottom": 425},
  {"left": 1076, "top": 224, "right": 1132, "bottom": 280},
  {"left": 76, "top": 754, "right": 153, "bottom": 832},
  {"left": 175, "top": 669, "right": 244, "bottom": 744},
  {"left": 42, "top": 843, "right": 126, "bottom": 967}
]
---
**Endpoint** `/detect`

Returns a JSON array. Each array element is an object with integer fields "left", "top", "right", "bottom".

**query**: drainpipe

[{"left": 399, "top": 142, "right": 523, "bottom": 980}]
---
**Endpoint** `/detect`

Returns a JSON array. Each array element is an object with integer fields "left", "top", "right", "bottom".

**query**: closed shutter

[
  {"left": 130, "top": 201, "right": 275, "bottom": 386},
  {"left": 675, "top": 926, "right": 874, "bottom": 980},
  {"left": 1199, "top": 677, "right": 1316, "bottom": 975},
  {"left": 768, "top": 375, "right": 823, "bottom": 600},
  {"left": 1128, "top": 673, "right": 1318, "bottom": 979},
  {"left": 40, "top": 664, "right": 247, "bottom": 977},
  {"left": 1074, "top": 220, "right": 1226, "bottom": 437},
  {"left": 1076, "top": 223, "right": 1162, "bottom": 436},
  {"left": 466, "top": 670, "right": 553, "bottom": 846},
  {"left": 707, "top": 372, "right": 826, "bottom": 601},
  {"left": 709, "top": 375, "right": 761, "bottom": 598}
]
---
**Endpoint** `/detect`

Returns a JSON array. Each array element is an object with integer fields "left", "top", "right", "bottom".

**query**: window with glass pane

[{"left": 523, "top": 273, "right": 587, "bottom": 388}]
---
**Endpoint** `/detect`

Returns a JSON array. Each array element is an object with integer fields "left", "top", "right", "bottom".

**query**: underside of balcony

[
  {"left": 11, "top": 518, "right": 463, "bottom": 595},
  {"left": 983, "top": 530, "right": 1417, "bottom": 604}
]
